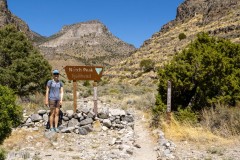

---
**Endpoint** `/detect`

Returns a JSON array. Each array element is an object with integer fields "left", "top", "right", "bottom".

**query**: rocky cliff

[
  {"left": 38, "top": 20, "right": 136, "bottom": 71},
  {"left": 105, "top": 0, "right": 240, "bottom": 85},
  {"left": 162, "top": 0, "right": 239, "bottom": 32},
  {"left": 0, "top": 0, "right": 44, "bottom": 41},
  {"left": 2, "top": 0, "right": 239, "bottom": 83},
  {"left": 0, "top": 0, "right": 136, "bottom": 73}
]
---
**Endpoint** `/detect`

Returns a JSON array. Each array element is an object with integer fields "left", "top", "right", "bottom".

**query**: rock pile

[
  {"left": 21, "top": 106, "right": 134, "bottom": 135},
  {"left": 155, "top": 130, "right": 176, "bottom": 159},
  {"left": 6, "top": 106, "right": 139, "bottom": 160}
]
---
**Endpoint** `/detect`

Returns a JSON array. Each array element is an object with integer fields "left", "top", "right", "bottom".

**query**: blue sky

[{"left": 8, "top": 0, "right": 184, "bottom": 48}]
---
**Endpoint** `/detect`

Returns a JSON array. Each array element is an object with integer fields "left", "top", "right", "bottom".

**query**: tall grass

[
  {"left": 158, "top": 103, "right": 240, "bottom": 145},
  {"left": 201, "top": 103, "right": 240, "bottom": 137},
  {"left": 161, "top": 117, "right": 227, "bottom": 143},
  {"left": 16, "top": 92, "right": 46, "bottom": 115}
]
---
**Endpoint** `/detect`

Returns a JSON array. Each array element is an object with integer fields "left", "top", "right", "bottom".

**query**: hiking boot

[
  {"left": 54, "top": 128, "right": 60, "bottom": 133},
  {"left": 50, "top": 128, "right": 55, "bottom": 132}
]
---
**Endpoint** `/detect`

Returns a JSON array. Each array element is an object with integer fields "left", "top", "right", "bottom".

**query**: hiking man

[{"left": 45, "top": 69, "right": 64, "bottom": 132}]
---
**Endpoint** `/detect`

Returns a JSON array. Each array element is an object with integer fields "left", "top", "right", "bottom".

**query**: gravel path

[
  {"left": 3, "top": 97, "right": 240, "bottom": 160},
  {"left": 132, "top": 111, "right": 158, "bottom": 160},
  {"left": 3, "top": 104, "right": 159, "bottom": 160}
]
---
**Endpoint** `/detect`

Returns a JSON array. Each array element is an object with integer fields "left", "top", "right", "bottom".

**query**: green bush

[
  {"left": 179, "top": 33, "right": 187, "bottom": 40},
  {"left": 83, "top": 80, "right": 91, "bottom": 87},
  {"left": 0, "top": 148, "right": 6, "bottom": 160},
  {"left": 79, "top": 88, "right": 92, "bottom": 98},
  {"left": 154, "top": 33, "right": 240, "bottom": 117},
  {"left": 174, "top": 106, "right": 198, "bottom": 124},
  {"left": 0, "top": 85, "right": 22, "bottom": 144},
  {"left": 0, "top": 25, "right": 52, "bottom": 96},
  {"left": 140, "top": 59, "right": 155, "bottom": 72}
]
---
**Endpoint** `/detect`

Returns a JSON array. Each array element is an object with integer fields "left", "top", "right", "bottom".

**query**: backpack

[
  {"left": 46, "top": 110, "right": 63, "bottom": 129},
  {"left": 47, "top": 80, "right": 63, "bottom": 91}
]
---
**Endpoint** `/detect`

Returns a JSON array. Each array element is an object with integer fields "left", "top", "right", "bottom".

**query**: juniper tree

[
  {"left": 0, "top": 25, "right": 52, "bottom": 96},
  {"left": 0, "top": 85, "right": 22, "bottom": 144},
  {"left": 154, "top": 33, "right": 240, "bottom": 116}
]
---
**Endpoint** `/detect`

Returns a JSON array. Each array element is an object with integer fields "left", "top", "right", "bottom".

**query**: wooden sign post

[
  {"left": 73, "top": 80, "right": 77, "bottom": 113},
  {"left": 65, "top": 66, "right": 103, "bottom": 113},
  {"left": 93, "top": 81, "right": 98, "bottom": 114},
  {"left": 167, "top": 80, "right": 172, "bottom": 124}
]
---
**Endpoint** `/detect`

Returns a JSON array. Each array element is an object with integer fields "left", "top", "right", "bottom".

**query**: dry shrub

[
  {"left": 161, "top": 117, "right": 228, "bottom": 144},
  {"left": 97, "top": 83, "right": 157, "bottom": 111},
  {"left": 201, "top": 103, "right": 240, "bottom": 137},
  {"left": 62, "top": 101, "right": 74, "bottom": 111},
  {"left": 2, "top": 128, "right": 50, "bottom": 151},
  {"left": 17, "top": 92, "right": 46, "bottom": 115},
  {"left": 28, "top": 92, "right": 45, "bottom": 105},
  {"left": 117, "top": 93, "right": 154, "bottom": 110},
  {"left": 157, "top": 104, "right": 240, "bottom": 146}
]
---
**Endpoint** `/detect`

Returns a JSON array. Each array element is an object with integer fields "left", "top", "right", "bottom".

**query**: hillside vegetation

[
  {"left": 0, "top": 0, "right": 240, "bottom": 158},
  {"left": 152, "top": 33, "right": 240, "bottom": 138},
  {"left": 0, "top": 25, "right": 52, "bottom": 96},
  {"left": 0, "top": 25, "right": 51, "bottom": 155},
  {"left": 155, "top": 33, "right": 240, "bottom": 112},
  {"left": 105, "top": 0, "right": 240, "bottom": 85}
]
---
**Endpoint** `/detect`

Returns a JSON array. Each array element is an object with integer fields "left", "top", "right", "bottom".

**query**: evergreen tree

[
  {"left": 178, "top": 32, "right": 187, "bottom": 40},
  {"left": 140, "top": 59, "right": 155, "bottom": 72},
  {"left": 154, "top": 33, "right": 240, "bottom": 115},
  {"left": 0, "top": 25, "right": 52, "bottom": 96},
  {"left": 0, "top": 85, "right": 22, "bottom": 144}
]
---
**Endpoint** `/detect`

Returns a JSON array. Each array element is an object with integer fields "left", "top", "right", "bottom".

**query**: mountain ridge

[
  {"left": 0, "top": 0, "right": 45, "bottom": 42},
  {"left": 105, "top": 0, "right": 240, "bottom": 85},
  {"left": 1, "top": 0, "right": 239, "bottom": 85},
  {"left": 37, "top": 20, "right": 136, "bottom": 72},
  {"left": 0, "top": 0, "right": 136, "bottom": 73}
]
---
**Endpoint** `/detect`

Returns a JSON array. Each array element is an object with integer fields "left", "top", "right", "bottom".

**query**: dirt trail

[{"left": 132, "top": 110, "right": 158, "bottom": 160}]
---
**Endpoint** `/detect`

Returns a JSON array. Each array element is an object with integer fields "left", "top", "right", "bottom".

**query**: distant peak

[
  {"left": 62, "top": 20, "right": 104, "bottom": 29},
  {"left": 83, "top": 19, "right": 103, "bottom": 24},
  {"left": 60, "top": 19, "right": 109, "bottom": 36}
]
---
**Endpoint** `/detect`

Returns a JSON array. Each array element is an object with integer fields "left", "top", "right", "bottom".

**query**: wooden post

[
  {"left": 93, "top": 81, "right": 98, "bottom": 114},
  {"left": 167, "top": 80, "right": 172, "bottom": 124},
  {"left": 73, "top": 80, "right": 77, "bottom": 113}
]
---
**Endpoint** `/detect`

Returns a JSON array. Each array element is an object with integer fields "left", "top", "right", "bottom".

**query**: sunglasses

[{"left": 53, "top": 73, "right": 59, "bottom": 75}]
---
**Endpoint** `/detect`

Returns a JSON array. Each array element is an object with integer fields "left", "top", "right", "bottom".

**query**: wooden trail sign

[
  {"left": 64, "top": 66, "right": 103, "bottom": 113},
  {"left": 65, "top": 66, "right": 103, "bottom": 81}
]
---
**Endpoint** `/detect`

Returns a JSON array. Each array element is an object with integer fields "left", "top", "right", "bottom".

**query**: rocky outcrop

[
  {"left": 162, "top": 0, "right": 239, "bottom": 31},
  {"left": 105, "top": 0, "right": 240, "bottom": 85},
  {"left": 1, "top": 0, "right": 136, "bottom": 80},
  {"left": 0, "top": 0, "right": 136, "bottom": 74},
  {"left": 40, "top": 20, "right": 114, "bottom": 48},
  {"left": 0, "top": 0, "right": 45, "bottom": 42},
  {"left": 38, "top": 20, "right": 136, "bottom": 70},
  {"left": 0, "top": 0, "right": 9, "bottom": 25}
]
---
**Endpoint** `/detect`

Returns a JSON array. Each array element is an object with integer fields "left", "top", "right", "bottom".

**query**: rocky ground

[
  {"left": 173, "top": 140, "right": 240, "bottom": 160},
  {"left": 2, "top": 98, "right": 240, "bottom": 160}
]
